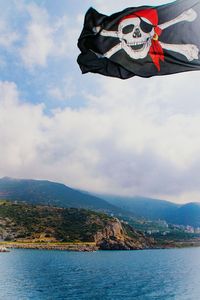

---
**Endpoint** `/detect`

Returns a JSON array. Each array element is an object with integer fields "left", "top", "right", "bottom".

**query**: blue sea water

[{"left": 0, "top": 248, "right": 200, "bottom": 300}]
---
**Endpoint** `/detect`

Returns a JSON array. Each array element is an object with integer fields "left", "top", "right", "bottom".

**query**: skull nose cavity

[{"left": 133, "top": 28, "right": 141, "bottom": 38}]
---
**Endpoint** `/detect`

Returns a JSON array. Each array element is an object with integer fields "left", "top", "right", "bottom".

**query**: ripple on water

[{"left": 0, "top": 248, "right": 200, "bottom": 300}]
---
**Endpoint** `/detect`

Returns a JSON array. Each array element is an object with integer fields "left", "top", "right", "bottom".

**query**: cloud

[
  {"left": 19, "top": 3, "right": 80, "bottom": 69},
  {"left": 0, "top": 19, "right": 19, "bottom": 48},
  {"left": 19, "top": 3, "right": 54, "bottom": 68},
  {"left": 48, "top": 77, "right": 76, "bottom": 101},
  {"left": 1, "top": 0, "right": 200, "bottom": 204},
  {"left": 52, "top": 15, "right": 81, "bottom": 59},
  {"left": 1, "top": 76, "right": 200, "bottom": 203},
  {"left": 0, "top": 81, "right": 47, "bottom": 172},
  {"left": 91, "top": 0, "right": 175, "bottom": 14}
]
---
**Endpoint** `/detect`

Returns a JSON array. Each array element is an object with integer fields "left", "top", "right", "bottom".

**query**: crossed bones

[{"left": 95, "top": 8, "right": 199, "bottom": 62}]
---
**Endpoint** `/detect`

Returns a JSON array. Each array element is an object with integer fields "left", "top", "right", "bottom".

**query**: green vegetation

[
  {"left": 0, "top": 200, "right": 115, "bottom": 243},
  {"left": 0, "top": 177, "right": 116, "bottom": 212},
  {"left": 102, "top": 195, "right": 200, "bottom": 228}
]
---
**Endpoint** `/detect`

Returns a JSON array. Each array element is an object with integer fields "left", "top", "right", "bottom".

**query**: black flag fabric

[{"left": 77, "top": 0, "right": 200, "bottom": 79}]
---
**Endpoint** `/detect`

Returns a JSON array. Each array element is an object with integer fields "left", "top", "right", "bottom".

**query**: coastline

[
  {"left": 1, "top": 240, "right": 200, "bottom": 252},
  {"left": 158, "top": 239, "right": 200, "bottom": 249},
  {"left": 0, "top": 242, "right": 98, "bottom": 252}
]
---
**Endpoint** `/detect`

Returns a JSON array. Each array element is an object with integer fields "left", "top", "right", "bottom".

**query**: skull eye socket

[
  {"left": 122, "top": 24, "right": 135, "bottom": 34},
  {"left": 140, "top": 19, "right": 154, "bottom": 33}
]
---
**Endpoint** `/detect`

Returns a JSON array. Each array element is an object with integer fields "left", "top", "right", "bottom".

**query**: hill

[
  {"left": 102, "top": 195, "right": 179, "bottom": 220},
  {"left": 0, "top": 177, "right": 121, "bottom": 214},
  {"left": 1, "top": 177, "right": 200, "bottom": 228},
  {"left": 0, "top": 200, "right": 154, "bottom": 250},
  {"left": 99, "top": 195, "right": 200, "bottom": 228},
  {"left": 171, "top": 203, "right": 200, "bottom": 228}
]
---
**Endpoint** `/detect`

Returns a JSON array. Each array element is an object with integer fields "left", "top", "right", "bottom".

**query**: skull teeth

[
  {"left": 127, "top": 41, "right": 147, "bottom": 46},
  {"left": 125, "top": 37, "right": 151, "bottom": 47}
]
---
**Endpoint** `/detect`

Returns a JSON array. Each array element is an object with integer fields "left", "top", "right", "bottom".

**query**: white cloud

[
  {"left": 87, "top": 73, "right": 200, "bottom": 169},
  {"left": 48, "top": 77, "right": 76, "bottom": 101},
  {"left": 19, "top": 3, "right": 80, "bottom": 69},
  {"left": 91, "top": 0, "right": 174, "bottom": 14},
  {"left": 0, "top": 81, "right": 47, "bottom": 171},
  {"left": 1, "top": 76, "right": 200, "bottom": 203},
  {"left": 0, "top": 19, "right": 19, "bottom": 48},
  {"left": 1, "top": 0, "right": 200, "bottom": 204},
  {"left": 52, "top": 15, "right": 81, "bottom": 59},
  {"left": 19, "top": 3, "right": 54, "bottom": 68}
]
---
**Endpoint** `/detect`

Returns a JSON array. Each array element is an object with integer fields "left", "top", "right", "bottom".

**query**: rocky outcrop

[
  {"left": 0, "top": 200, "right": 155, "bottom": 251},
  {"left": 94, "top": 218, "right": 155, "bottom": 250}
]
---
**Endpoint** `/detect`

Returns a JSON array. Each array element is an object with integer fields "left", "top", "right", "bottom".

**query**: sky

[{"left": 0, "top": 0, "right": 200, "bottom": 203}]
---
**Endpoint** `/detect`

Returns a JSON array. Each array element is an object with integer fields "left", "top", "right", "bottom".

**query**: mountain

[
  {"left": 0, "top": 200, "right": 154, "bottom": 250},
  {"left": 98, "top": 195, "right": 200, "bottom": 228},
  {"left": 0, "top": 177, "right": 131, "bottom": 217},
  {"left": 1, "top": 177, "right": 200, "bottom": 228},
  {"left": 171, "top": 203, "right": 200, "bottom": 228},
  {"left": 101, "top": 195, "right": 179, "bottom": 220}
]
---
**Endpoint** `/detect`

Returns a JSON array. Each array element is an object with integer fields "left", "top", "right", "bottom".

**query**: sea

[{"left": 0, "top": 248, "right": 200, "bottom": 300}]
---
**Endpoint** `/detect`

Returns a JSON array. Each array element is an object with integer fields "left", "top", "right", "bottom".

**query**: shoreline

[
  {"left": 158, "top": 240, "right": 200, "bottom": 249},
  {"left": 1, "top": 240, "right": 200, "bottom": 252},
  {"left": 0, "top": 242, "right": 98, "bottom": 252}
]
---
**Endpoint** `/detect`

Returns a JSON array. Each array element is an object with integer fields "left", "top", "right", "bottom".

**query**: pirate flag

[{"left": 77, "top": 0, "right": 200, "bottom": 79}]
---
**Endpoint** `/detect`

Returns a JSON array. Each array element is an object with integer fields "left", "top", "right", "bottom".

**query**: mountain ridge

[
  {"left": 99, "top": 194, "right": 200, "bottom": 227},
  {"left": 0, "top": 177, "right": 133, "bottom": 218},
  {"left": 1, "top": 177, "right": 200, "bottom": 227}
]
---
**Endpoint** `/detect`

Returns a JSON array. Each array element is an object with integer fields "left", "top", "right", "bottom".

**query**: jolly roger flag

[{"left": 77, "top": 0, "right": 200, "bottom": 79}]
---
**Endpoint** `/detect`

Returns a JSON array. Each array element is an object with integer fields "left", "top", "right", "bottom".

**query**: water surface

[{"left": 0, "top": 248, "right": 200, "bottom": 299}]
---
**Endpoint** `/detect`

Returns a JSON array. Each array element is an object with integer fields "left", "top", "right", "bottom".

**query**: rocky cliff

[
  {"left": 95, "top": 218, "right": 155, "bottom": 250},
  {"left": 0, "top": 200, "right": 154, "bottom": 250}
]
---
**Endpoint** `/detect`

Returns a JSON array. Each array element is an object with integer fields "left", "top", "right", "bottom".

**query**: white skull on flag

[
  {"left": 95, "top": 8, "right": 199, "bottom": 71},
  {"left": 117, "top": 10, "right": 159, "bottom": 60}
]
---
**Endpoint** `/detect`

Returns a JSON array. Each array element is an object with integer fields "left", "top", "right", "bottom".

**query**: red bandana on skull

[{"left": 120, "top": 9, "right": 164, "bottom": 71}]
